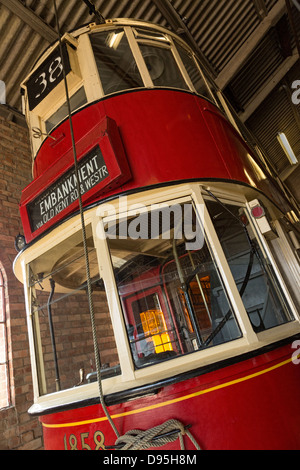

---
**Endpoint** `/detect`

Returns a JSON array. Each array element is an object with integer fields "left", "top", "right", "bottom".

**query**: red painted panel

[
  {"left": 40, "top": 340, "right": 300, "bottom": 450},
  {"left": 20, "top": 116, "right": 131, "bottom": 241},
  {"left": 21, "top": 90, "right": 287, "bottom": 242}
]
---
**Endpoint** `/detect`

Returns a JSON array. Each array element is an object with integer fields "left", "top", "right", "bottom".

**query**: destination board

[{"left": 27, "top": 145, "right": 108, "bottom": 232}]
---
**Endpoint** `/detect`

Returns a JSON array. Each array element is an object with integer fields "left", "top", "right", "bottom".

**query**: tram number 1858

[{"left": 63, "top": 430, "right": 106, "bottom": 450}]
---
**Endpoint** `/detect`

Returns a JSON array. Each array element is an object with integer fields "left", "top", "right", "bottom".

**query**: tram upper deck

[{"left": 18, "top": 18, "right": 296, "bottom": 245}]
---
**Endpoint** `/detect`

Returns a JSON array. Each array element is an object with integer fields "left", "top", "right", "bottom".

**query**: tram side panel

[
  {"left": 20, "top": 90, "right": 288, "bottom": 244},
  {"left": 40, "top": 338, "right": 300, "bottom": 450}
]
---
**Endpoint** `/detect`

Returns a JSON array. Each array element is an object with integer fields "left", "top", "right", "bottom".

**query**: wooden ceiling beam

[
  {"left": 151, "top": 0, "right": 218, "bottom": 77},
  {"left": 239, "top": 50, "right": 299, "bottom": 122},
  {"left": 0, "top": 0, "right": 57, "bottom": 43},
  {"left": 215, "top": 0, "right": 287, "bottom": 90}
]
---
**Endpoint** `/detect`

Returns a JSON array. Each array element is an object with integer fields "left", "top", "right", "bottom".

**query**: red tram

[{"left": 13, "top": 17, "right": 300, "bottom": 450}]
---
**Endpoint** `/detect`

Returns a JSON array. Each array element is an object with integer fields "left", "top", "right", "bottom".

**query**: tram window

[
  {"left": 206, "top": 200, "right": 294, "bottom": 332},
  {"left": 138, "top": 43, "right": 189, "bottom": 90},
  {"left": 105, "top": 201, "right": 241, "bottom": 369},
  {"left": 133, "top": 28, "right": 170, "bottom": 43},
  {"left": 175, "top": 42, "right": 211, "bottom": 99},
  {"left": 267, "top": 224, "right": 300, "bottom": 312},
  {"left": 45, "top": 86, "right": 87, "bottom": 133},
  {"left": 90, "top": 29, "right": 144, "bottom": 95},
  {"left": 28, "top": 228, "right": 120, "bottom": 395}
]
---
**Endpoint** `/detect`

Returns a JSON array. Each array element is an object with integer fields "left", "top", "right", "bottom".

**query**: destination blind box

[{"left": 27, "top": 145, "right": 108, "bottom": 232}]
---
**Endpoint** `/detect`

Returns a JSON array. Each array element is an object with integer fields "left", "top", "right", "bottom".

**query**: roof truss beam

[
  {"left": 215, "top": 0, "right": 287, "bottom": 90},
  {"left": 252, "top": 0, "right": 268, "bottom": 19},
  {"left": 0, "top": 0, "right": 57, "bottom": 43},
  {"left": 150, "top": 0, "right": 217, "bottom": 77},
  {"left": 239, "top": 49, "right": 299, "bottom": 122}
]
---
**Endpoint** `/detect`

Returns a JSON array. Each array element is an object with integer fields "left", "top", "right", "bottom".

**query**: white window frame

[
  {"left": 199, "top": 185, "right": 300, "bottom": 343},
  {"left": 95, "top": 184, "right": 259, "bottom": 384},
  {"left": 191, "top": 185, "right": 258, "bottom": 345},
  {"left": 126, "top": 27, "right": 197, "bottom": 93},
  {"left": 21, "top": 212, "right": 125, "bottom": 404},
  {"left": 245, "top": 201, "right": 300, "bottom": 337},
  {"left": 24, "top": 32, "right": 103, "bottom": 157},
  {"left": 18, "top": 182, "right": 300, "bottom": 410}
]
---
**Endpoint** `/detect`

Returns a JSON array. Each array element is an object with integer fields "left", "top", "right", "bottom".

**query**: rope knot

[{"left": 113, "top": 419, "right": 201, "bottom": 450}]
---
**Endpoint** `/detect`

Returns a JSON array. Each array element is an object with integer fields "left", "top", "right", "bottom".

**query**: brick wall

[
  {"left": 0, "top": 111, "right": 43, "bottom": 450},
  {"left": 0, "top": 110, "right": 119, "bottom": 450}
]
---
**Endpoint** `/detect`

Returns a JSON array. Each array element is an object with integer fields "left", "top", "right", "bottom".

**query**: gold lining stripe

[{"left": 42, "top": 355, "right": 295, "bottom": 429}]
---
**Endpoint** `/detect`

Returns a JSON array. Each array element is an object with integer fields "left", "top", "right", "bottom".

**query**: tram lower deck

[
  {"left": 14, "top": 181, "right": 300, "bottom": 450},
  {"left": 41, "top": 338, "right": 300, "bottom": 450}
]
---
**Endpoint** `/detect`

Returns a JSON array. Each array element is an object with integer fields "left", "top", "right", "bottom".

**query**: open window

[{"left": 28, "top": 225, "right": 120, "bottom": 395}]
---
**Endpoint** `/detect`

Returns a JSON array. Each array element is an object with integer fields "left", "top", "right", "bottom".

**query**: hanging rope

[
  {"left": 52, "top": 0, "right": 119, "bottom": 440},
  {"left": 51, "top": 6, "right": 202, "bottom": 451},
  {"left": 82, "top": 0, "right": 106, "bottom": 24},
  {"left": 112, "top": 420, "right": 201, "bottom": 450}
]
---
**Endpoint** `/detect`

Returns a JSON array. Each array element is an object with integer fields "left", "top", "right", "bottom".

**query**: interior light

[
  {"left": 277, "top": 132, "right": 298, "bottom": 165},
  {"left": 107, "top": 31, "right": 124, "bottom": 49}
]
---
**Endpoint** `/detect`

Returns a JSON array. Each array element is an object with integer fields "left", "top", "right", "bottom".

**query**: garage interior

[{"left": 0, "top": 0, "right": 299, "bottom": 450}]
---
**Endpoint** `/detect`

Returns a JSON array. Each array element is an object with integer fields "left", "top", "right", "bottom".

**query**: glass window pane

[
  {"left": 90, "top": 30, "right": 144, "bottom": 95},
  {"left": 175, "top": 42, "right": 211, "bottom": 98},
  {"left": 106, "top": 201, "right": 241, "bottom": 369},
  {"left": 0, "top": 282, "right": 4, "bottom": 323},
  {"left": 29, "top": 227, "right": 120, "bottom": 395},
  {"left": 206, "top": 200, "right": 293, "bottom": 332},
  {"left": 45, "top": 87, "right": 87, "bottom": 133},
  {"left": 138, "top": 43, "right": 189, "bottom": 89},
  {"left": 134, "top": 28, "right": 170, "bottom": 43},
  {"left": 0, "top": 364, "right": 9, "bottom": 409},
  {"left": 0, "top": 323, "right": 6, "bottom": 364},
  {"left": 267, "top": 224, "right": 300, "bottom": 312}
]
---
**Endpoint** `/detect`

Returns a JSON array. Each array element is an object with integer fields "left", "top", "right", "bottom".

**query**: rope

[
  {"left": 113, "top": 419, "right": 201, "bottom": 450},
  {"left": 82, "top": 0, "right": 106, "bottom": 24},
  {"left": 52, "top": 5, "right": 201, "bottom": 448},
  {"left": 52, "top": 0, "right": 119, "bottom": 440}
]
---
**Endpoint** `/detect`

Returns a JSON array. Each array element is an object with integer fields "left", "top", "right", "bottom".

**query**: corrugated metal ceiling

[
  {"left": 174, "top": 0, "right": 278, "bottom": 72},
  {"left": 0, "top": 0, "right": 299, "bottom": 201},
  {"left": 0, "top": 0, "right": 293, "bottom": 107}
]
